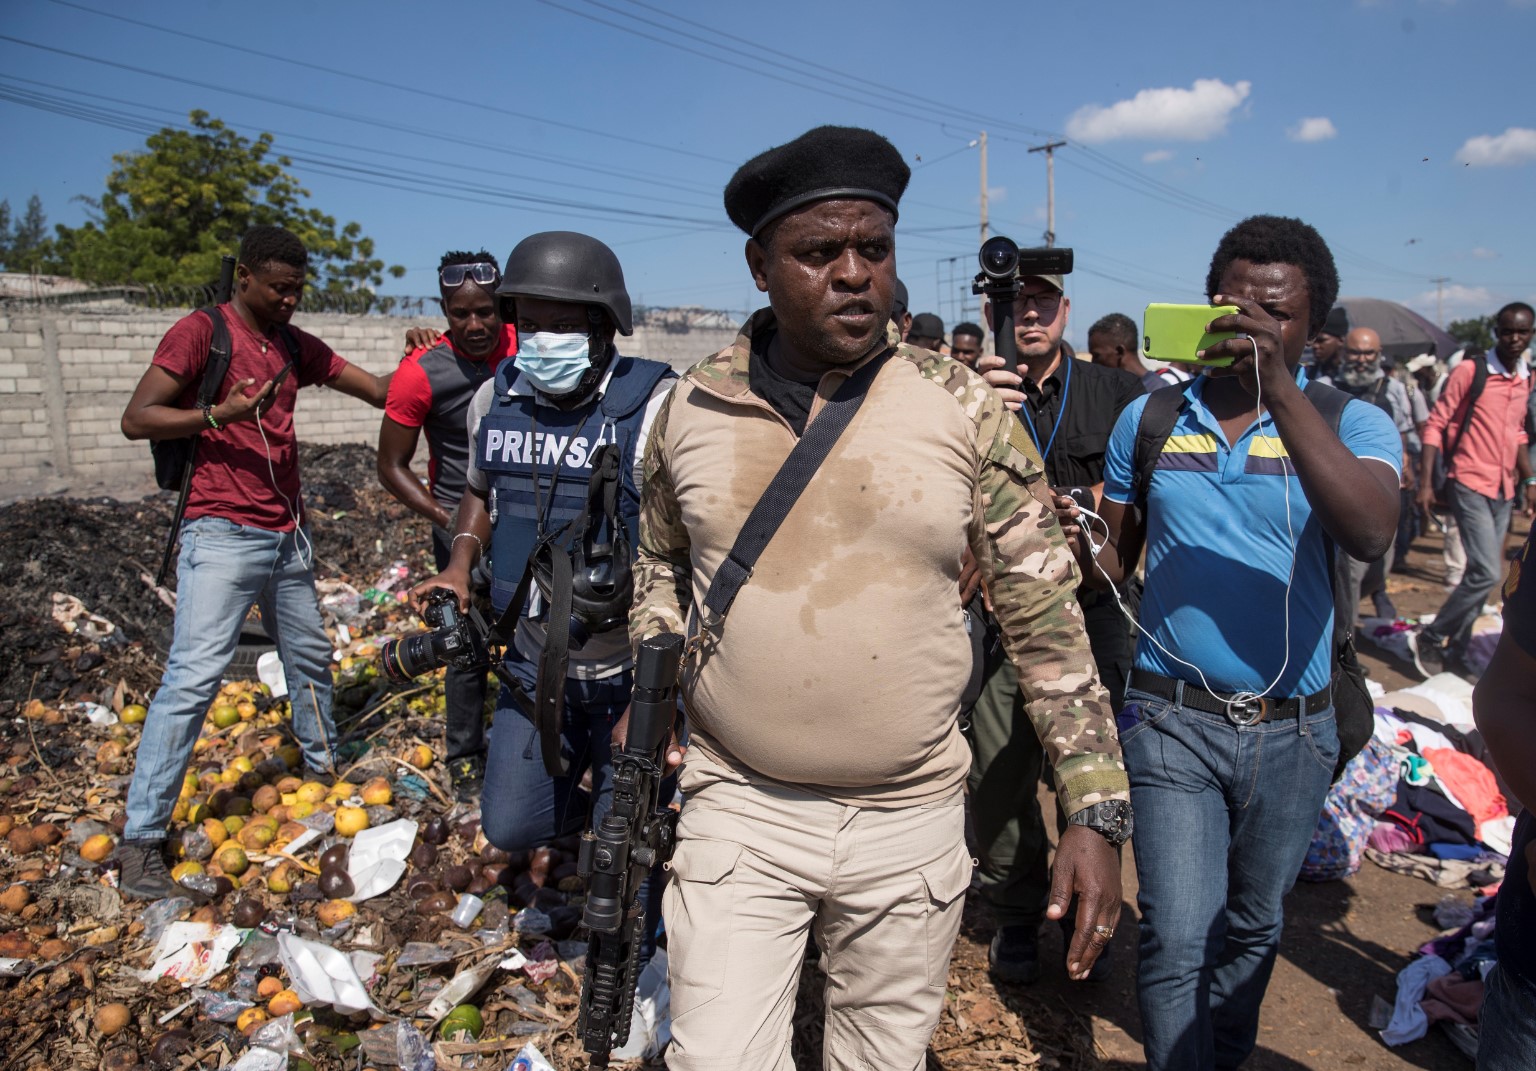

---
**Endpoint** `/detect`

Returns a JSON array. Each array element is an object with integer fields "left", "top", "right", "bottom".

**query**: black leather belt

[{"left": 1129, "top": 670, "right": 1331, "bottom": 726}]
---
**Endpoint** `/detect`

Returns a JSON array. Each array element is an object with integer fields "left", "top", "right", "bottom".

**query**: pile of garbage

[
  {"left": 0, "top": 443, "right": 436, "bottom": 708},
  {"left": 0, "top": 662, "right": 632, "bottom": 1071},
  {"left": 0, "top": 443, "right": 1081, "bottom": 1070}
]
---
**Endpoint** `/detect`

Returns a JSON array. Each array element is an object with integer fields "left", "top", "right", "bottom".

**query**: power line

[
  {"left": 43, "top": 0, "right": 736, "bottom": 167},
  {"left": 0, "top": 80, "right": 738, "bottom": 232},
  {"left": 0, "top": 35, "right": 724, "bottom": 200},
  {"left": 0, "top": 74, "right": 722, "bottom": 211}
]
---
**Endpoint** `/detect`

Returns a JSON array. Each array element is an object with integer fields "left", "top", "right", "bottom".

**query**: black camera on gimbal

[
  {"left": 380, "top": 589, "right": 490, "bottom": 684},
  {"left": 971, "top": 236, "right": 1074, "bottom": 373}
]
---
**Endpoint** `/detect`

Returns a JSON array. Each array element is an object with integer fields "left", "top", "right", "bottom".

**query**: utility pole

[
  {"left": 978, "top": 131, "right": 988, "bottom": 245},
  {"left": 1028, "top": 140, "right": 1066, "bottom": 246},
  {"left": 1430, "top": 276, "right": 1450, "bottom": 327}
]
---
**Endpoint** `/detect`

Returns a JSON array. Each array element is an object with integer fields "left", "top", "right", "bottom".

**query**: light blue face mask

[{"left": 517, "top": 331, "right": 592, "bottom": 394}]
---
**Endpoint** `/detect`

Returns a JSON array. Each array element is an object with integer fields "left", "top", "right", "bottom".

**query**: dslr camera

[
  {"left": 380, "top": 589, "right": 490, "bottom": 683},
  {"left": 971, "top": 236, "right": 1074, "bottom": 373}
]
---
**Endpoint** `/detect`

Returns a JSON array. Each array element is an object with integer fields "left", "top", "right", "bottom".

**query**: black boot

[
  {"left": 114, "top": 838, "right": 189, "bottom": 901},
  {"left": 989, "top": 924, "right": 1041, "bottom": 985}
]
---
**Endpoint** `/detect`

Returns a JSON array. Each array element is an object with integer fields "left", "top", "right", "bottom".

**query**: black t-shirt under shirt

[
  {"left": 749, "top": 328, "right": 818, "bottom": 437},
  {"left": 1019, "top": 354, "right": 1145, "bottom": 490}
]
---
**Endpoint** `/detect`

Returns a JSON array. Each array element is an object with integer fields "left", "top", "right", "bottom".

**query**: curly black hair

[
  {"left": 1497, "top": 301, "right": 1534, "bottom": 322},
  {"left": 438, "top": 249, "right": 499, "bottom": 271},
  {"left": 1205, "top": 215, "right": 1338, "bottom": 337},
  {"left": 952, "top": 321, "right": 983, "bottom": 341},
  {"left": 238, "top": 225, "right": 307, "bottom": 273},
  {"left": 1088, "top": 311, "right": 1138, "bottom": 350}
]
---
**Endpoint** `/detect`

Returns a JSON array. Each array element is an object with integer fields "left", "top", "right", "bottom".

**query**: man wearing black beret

[{"left": 630, "top": 124, "right": 1130, "bottom": 1069}]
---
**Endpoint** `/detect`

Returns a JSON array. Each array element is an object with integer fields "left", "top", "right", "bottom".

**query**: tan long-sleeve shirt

[{"left": 631, "top": 310, "right": 1128, "bottom": 813}]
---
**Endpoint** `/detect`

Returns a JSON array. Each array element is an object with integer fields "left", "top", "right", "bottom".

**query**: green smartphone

[{"left": 1143, "top": 303, "right": 1241, "bottom": 367}]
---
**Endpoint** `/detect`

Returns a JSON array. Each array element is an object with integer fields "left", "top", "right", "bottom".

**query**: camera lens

[
  {"left": 380, "top": 632, "right": 445, "bottom": 683},
  {"left": 979, "top": 236, "right": 1020, "bottom": 280}
]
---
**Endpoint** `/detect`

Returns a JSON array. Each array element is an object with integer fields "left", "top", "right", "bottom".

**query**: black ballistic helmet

[{"left": 496, "top": 231, "right": 634, "bottom": 336}]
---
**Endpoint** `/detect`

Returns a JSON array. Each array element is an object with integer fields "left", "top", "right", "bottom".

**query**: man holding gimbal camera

[{"left": 966, "top": 241, "right": 1143, "bottom": 985}]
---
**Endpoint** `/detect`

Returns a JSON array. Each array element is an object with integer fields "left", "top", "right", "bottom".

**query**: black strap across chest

[{"left": 702, "top": 347, "right": 893, "bottom": 621}]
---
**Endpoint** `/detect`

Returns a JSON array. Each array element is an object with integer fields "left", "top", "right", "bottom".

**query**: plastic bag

[
  {"left": 397, "top": 1020, "right": 435, "bottom": 1071},
  {"left": 506, "top": 1044, "right": 555, "bottom": 1071},
  {"left": 139, "top": 897, "right": 194, "bottom": 944}
]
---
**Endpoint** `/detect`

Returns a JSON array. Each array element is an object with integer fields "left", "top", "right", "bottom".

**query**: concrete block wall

[{"left": 0, "top": 302, "right": 738, "bottom": 490}]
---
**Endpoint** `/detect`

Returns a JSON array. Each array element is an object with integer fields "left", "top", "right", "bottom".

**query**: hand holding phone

[{"left": 1143, "top": 303, "right": 1241, "bottom": 367}]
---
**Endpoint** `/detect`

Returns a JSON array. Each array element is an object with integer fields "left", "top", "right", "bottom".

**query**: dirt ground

[{"left": 0, "top": 447, "right": 1510, "bottom": 1070}]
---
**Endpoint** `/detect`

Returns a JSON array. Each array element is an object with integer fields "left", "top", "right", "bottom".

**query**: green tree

[
  {"left": 1447, "top": 315, "right": 1494, "bottom": 351},
  {"left": 0, "top": 195, "right": 49, "bottom": 271},
  {"left": 43, "top": 111, "right": 403, "bottom": 295}
]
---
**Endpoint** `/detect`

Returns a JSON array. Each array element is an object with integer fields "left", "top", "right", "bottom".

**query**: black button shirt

[{"left": 1019, "top": 355, "right": 1145, "bottom": 489}]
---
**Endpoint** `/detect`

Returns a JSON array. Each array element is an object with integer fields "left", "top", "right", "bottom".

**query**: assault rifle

[
  {"left": 577, "top": 631, "right": 682, "bottom": 1068},
  {"left": 154, "top": 254, "right": 237, "bottom": 586}
]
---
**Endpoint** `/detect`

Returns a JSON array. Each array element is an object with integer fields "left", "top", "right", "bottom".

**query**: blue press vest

[{"left": 476, "top": 355, "right": 675, "bottom": 615}]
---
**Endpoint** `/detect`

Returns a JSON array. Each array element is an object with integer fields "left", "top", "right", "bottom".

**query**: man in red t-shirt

[
  {"left": 378, "top": 250, "right": 515, "bottom": 799},
  {"left": 115, "top": 225, "right": 392, "bottom": 900}
]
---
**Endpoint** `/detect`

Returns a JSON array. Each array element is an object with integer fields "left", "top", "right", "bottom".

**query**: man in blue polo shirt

[
  {"left": 1470, "top": 531, "right": 1536, "bottom": 1071},
  {"left": 1087, "top": 216, "right": 1401, "bottom": 1071}
]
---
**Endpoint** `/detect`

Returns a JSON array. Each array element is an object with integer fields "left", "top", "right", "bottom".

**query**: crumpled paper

[
  {"left": 139, "top": 922, "right": 243, "bottom": 987},
  {"left": 346, "top": 818, "right": 418, "bottom": 902},
  {"left": 276, "top": 932, "right": 381, "bottom": 1016}
]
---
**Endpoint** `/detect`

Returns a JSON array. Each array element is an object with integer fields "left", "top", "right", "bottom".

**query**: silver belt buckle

[{"left": 1224, "top": 697, "right": 1268, "bottom": 726}]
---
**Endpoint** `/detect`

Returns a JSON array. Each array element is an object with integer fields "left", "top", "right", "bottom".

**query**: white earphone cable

[{"left": 1076, "top": 338, "right": 1297, "bottom": 704}]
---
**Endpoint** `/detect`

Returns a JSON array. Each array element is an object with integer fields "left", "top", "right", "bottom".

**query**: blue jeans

[
  {"left": 125, "top": 517, "right": 336, "bottom": 841},
  {"left": 1121, "top": 683, "right": 1338, "bottom": 1071},
  {"left": 480, "top": 649, "right": 665, "bottom": 956},
  {"left": 1424, "top": 479, "right": 1513, "bottom": 659},
  {"left": 1476, "top": 965, "right": 1536, "bottom": 1070},
  {"left": 481, "top": 651, "right": 635, "bottom": 850}
]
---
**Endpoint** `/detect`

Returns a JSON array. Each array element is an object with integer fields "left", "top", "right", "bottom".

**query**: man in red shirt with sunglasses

[{"left": 378, "top": 250, "right": 516, "bottom": 798}]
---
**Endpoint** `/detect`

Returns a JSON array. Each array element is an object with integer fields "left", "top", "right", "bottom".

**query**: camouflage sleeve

[
  {"left": 630, "top": 386, "right": 693, "bottom": 649},
  {"left": 969, "top": 390, "right": 1130, "bottom": 818}
]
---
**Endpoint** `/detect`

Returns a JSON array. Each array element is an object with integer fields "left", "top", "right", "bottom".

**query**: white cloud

[
  {"left": 1468, "top": 247, "right": 1500, "bottom": 260},
  {"left": 1288, "top": 117, "right": 1337, "bottom": 142},
  {"left": 1142, "top": 149, "right": 1174, "bottom": 164},
  {"left": 1407, "top": 283, "right": 1495, "bottom": 321},
  {"left": 1065, "top": 79, "right": 1251, "bottom": 143},
  {"left": 1455, "top": 127, "right": 1536, "bottom": 167}
]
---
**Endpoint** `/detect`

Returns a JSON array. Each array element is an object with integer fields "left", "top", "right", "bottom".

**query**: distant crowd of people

[{"left": 109, "top": 123, "right": 1534, "bottom": 1071}]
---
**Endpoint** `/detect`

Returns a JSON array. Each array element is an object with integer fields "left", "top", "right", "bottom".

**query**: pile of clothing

[
  {"left": 1301, "top": 673, "right": 1512, "bottom": 886},
  {"left": 1379, "top": 895, "right": 1498, "bottom": 1057}
]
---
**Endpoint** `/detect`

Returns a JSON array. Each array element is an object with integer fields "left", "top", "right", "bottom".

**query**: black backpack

[
  {"left": 1131, "top": 379, "right": 1374, "bottom": 781},
  {"left": 149, "top": 306, "right": 234, "bottom": 491},
  {"left": 148, "top": 307, "right": 299, "bottom": 489}
]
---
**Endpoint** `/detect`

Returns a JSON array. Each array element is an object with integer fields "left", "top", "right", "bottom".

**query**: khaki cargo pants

[{"left": 663, "top": 773, "right": 971, "bottom": 1070}]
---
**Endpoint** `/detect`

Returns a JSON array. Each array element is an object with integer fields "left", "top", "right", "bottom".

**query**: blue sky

[{"left": 2, "top": 0, "right": 1533, "bottom": 348}]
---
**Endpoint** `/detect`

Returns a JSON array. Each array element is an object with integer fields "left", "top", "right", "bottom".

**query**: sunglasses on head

[{"left": 439, "top": 263, "right": 500, "bottom": 288}]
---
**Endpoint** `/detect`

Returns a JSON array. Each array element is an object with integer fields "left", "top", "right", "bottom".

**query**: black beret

[
  {"left": 725, "top": 125, "right": 911, "bottom": 237},
  {"left": 1322, "top": 306, "right": 1349, "bottom": 338}
]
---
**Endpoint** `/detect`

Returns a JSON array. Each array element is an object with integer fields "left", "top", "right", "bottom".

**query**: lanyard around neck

[{"left": 1018, "top": 353, "right": 1072, "bottom": 462}]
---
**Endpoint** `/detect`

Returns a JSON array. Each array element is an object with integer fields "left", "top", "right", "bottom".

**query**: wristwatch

[{"left": 1067, "top": 799, "right": 1134, "bottom": 847}]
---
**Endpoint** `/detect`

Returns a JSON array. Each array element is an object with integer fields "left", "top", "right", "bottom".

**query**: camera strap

[
  {"left": 488, "top": 445, "right": 627, "bottom": 778},
  {"left": 696, "top": 345, "right": 893, "bottom": 636}
]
